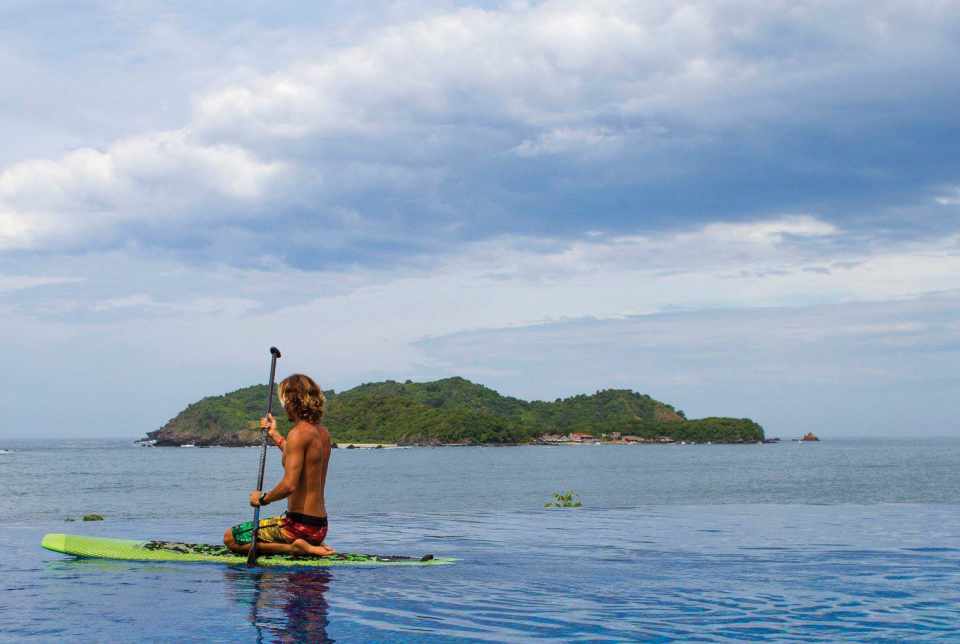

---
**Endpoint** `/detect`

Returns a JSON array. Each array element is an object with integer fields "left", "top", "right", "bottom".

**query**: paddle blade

[{"left": 246, "top": 506, "right": 262, "bottom": 567}]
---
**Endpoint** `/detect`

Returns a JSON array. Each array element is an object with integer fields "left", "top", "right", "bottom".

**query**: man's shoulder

[
  {"left": 315, "top": 424, "right": 332, "bottom": 443},
  {"left": 285, "top": 424, "right": 310, "bottom": 443},
  {"left": 290, "top": 422, "right": 330, "bottom": 441}
]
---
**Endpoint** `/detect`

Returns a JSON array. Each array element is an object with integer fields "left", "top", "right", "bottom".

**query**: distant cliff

[{"left": 144, "top": 377, "right": 764, "bottom": 446}]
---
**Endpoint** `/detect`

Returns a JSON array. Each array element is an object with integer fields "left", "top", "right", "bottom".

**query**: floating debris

[{"left": 545, "top": 491, "right": 582, "bottom": 508}]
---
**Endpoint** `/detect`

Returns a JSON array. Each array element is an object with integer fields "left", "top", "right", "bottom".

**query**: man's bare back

[{"left": 282, "top": 420, "right": 331, "bottom": 518}]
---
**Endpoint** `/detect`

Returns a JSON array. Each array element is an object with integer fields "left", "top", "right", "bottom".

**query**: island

[{"left": 141, "top": 377, "right": 765, "bottom": 447}]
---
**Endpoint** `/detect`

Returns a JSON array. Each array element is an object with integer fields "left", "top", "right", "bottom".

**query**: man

[{"left": 224, "top": 373, "right": 335, "bottom": 557}]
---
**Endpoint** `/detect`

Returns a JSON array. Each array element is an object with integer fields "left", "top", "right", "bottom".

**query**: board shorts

[{"left": 230, "top": 512, "right": 329, "bottom": 546}]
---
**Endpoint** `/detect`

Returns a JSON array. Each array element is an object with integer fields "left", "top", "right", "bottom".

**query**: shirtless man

[{"left": 224, "top": 373, "right": 335, "bottom": 557}]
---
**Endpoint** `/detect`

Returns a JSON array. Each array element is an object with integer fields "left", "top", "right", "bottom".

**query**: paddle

[{"left": 247, "top": 346, "right": 282, "bottom": 567}]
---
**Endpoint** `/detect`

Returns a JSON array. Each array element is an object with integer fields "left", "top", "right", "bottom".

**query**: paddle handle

[
  {"left": 247, "top": 346, "right": 281, "bottom": 566},
  {"left": 255, "top": 347, "right": 281, "bottom": 490}
]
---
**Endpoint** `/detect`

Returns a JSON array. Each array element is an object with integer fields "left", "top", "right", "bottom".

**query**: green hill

[{"left": 144, "top": 377, "right": 763, "bottom": 446}]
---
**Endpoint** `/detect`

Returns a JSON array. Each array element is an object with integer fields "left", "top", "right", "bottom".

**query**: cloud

[
  {"left": 3, "top": 210, "right": 958, "bottom": 436},
  {"left": 511, "top": 127, "right": 626, "bottom": 158},
  {"left": 3, "top": 2, "right": 960, "bottom": 437},
  {"left": 0, "top": 274, "right": 83, "bottom": 292},
  {"left": 2, "top": 1, "right": 959, "bottom": 263},
  {"left": 695, "top": 216, "right": 838, "bottom": 244},
  {"left": 415, "top": 291, "right": 960, "bottom": 436},
  {"left": 936, "top": 186, "right": 960, "bottom": 206},
  {"left": 190, "top": 2, "right": 959, "bottom": 142},
  {"left": 0, "top": 129, "right": 285, "bottom": 250},
  {"left": 6, "top": 212, "right": 959, "bottom": 337},
  {"left": 90, "top": 293, "right": 260, "bottom": 317}
]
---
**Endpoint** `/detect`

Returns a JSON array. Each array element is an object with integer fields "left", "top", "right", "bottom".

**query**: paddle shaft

[{"left": 247, "top": 346, "right": 281, "bottom": 566}]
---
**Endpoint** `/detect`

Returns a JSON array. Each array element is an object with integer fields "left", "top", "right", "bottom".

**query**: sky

[{"left": 1, "top": 1, "right": 958, "bottom": 439}]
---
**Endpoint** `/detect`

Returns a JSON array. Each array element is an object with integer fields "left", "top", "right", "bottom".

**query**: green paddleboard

[{"left": 42, "top": 533, "right": 453, "bottom": 567}]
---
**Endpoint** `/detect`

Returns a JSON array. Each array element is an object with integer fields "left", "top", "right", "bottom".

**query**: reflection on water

[{"left": 225, "top": 568, "right": 333, "bottom": 643}]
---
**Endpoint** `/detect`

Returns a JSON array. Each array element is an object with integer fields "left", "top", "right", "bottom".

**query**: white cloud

[
  {"left": 4, "top": 211, "right": 959, "bottom": 436},
  {"left": 190, "top": 3, "right": 729, "bottom": 141},
  {"left": 0, "top": 274, "right": 83, "bottom": 292},
  {"left": 0, "top": 129, "right": 286, "bottom": 250},
  {"left": 512, "top": 127, "right": 624, "bottom": 157},
  {"left": 413, "top": 291, "right": 960, "bottom": 436},
  {"left": 695, "top": 215, "right": 839, "bottom": 244},
  {"left": 936, "top": 186, "right": 960, "bottom": 205},
  {"left": 3, "top": 1, "right": 960, "bottom": 437},
  {"left": 9, "top": 214, "right": 959, "bottom": 339},
  {"left": 1, "top": 1, "right": 958, "bottom": 256},
  {"left": 200, "top": 0, "right": 955, "bottom": 138},
  {"left": 90, "top": 293, "right": 261, "bottom": 317}
]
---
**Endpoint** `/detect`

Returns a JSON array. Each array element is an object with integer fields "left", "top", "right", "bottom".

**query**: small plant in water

[
  {"left": 82, "top": 514, "right": 105, "bottom": 521},
  {"left": 545, "top": 491, "right": 582, "bottom": 508}
]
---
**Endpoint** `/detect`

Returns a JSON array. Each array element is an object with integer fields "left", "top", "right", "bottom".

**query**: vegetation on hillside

[{"left": 145, "top": 377, "right": 764, "bottom": 446}]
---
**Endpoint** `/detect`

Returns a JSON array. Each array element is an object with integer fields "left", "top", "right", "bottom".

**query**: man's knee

[{"left": 224, "top": 528, "right": 239, "bottom": 551}]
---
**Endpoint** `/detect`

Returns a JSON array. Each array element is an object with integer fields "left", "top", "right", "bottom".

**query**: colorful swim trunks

[{"left": 230, "top": 512, "right": 329, "bottom": 546}]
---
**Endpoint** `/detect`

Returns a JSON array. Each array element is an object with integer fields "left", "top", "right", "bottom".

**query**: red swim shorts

[{"left": 231, "top": 512, "right": 328, "bottom": 545}]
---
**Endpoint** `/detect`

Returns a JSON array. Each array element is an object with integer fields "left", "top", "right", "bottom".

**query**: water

[{"left": 1, "top": 439, "right": 959, "bottom": 641}]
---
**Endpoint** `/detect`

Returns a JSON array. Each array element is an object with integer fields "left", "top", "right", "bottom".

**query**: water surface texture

[{"left": 2, "top": 439, "right": 959, "bottom": 641}]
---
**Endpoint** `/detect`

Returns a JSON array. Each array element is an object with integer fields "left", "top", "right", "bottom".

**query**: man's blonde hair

[{"left": 278, "top": 374, "right": 326, "bottom": 423}]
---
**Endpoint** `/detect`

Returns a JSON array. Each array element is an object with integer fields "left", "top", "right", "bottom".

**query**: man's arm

[{"left": 257, "top": 429, "right": 307, "bottom": 505}]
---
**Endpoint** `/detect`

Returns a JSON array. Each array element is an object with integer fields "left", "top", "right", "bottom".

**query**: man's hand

[
  {"left": 259, "top": 413, "right": 277, "bottom": 432},
  {"left": 250, "top": 490, "right": 267, "bottom": 507},
  {"left": 261, "top": 412, "right": 285, "bottom": 448}
]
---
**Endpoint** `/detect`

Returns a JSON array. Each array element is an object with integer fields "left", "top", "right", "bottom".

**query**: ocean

[{"left": 1, "top": 438, "right": 958, "bottom": 641}]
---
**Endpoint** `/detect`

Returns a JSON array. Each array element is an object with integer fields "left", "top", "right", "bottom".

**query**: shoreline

[{"left": 136, "top": 439, "right": 790, "bottom": 448}]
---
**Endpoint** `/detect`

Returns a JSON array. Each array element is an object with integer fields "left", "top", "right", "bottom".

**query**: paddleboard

[{"left": 42, "top": 533, "right": 453, "bottom": 567}]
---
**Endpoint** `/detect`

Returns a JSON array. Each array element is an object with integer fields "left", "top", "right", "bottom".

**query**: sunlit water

[{"left": 1, "top": 439, "right": 959, "bottom": 641}]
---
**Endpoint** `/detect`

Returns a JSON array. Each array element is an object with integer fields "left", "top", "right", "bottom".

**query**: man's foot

[{"left": 290, "top": 538, "right": 336, "bottom": 557}]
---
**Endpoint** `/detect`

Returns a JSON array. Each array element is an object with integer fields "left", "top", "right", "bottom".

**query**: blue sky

[{"left": 1, "top": 1, "right": 958, "bottom": 438}]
